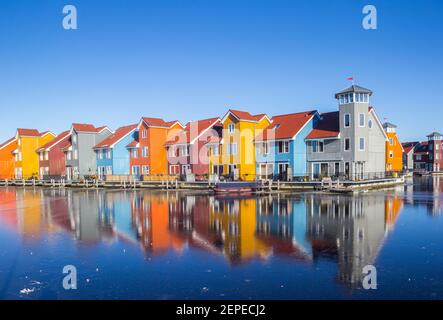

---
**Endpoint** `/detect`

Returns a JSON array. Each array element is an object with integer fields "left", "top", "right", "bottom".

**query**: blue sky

[{"left": 0, "top": 0, "right": 442, "bottom": 142}]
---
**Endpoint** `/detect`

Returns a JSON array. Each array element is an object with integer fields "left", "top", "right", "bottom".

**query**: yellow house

[
  {"left": 13, "top": 129, "right": 56, "bottom": 179},
  {"left": 209, "top": 109, "right": 271, "bottom": 181}
]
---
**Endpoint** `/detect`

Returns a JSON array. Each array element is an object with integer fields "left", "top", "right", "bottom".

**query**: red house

[
  {"left": 413, "top": 132, "right": 443, "bottom": 172},
  {"left": 165, "top": 117, "right": 222, "bottom": 179},
  {"left": 36, "top": 131, "right": 71, "bottom": 179}
]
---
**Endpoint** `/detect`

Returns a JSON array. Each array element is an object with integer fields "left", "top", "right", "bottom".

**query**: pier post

[
  {"left": 175, "top": 179, "right": 178, "bottom": 189},
  {"left": 5, "top": 179, "right": 8, "bottom": 186},
  {"left": 23, "top": 179, "right": 25, "bottom": 187},
  {"left": 277, "top": 180, "right": 280, "bottom": 190},
  {"left": 86, "top": 180, "right": 88, "bottom": 188}
]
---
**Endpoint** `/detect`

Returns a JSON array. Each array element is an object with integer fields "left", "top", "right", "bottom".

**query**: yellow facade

[
  {"left": 14, "top": 131, "right": 55, "bottom": 179},
  {"left": 210, "top": 111, "right": 270, "bottom": 181}
]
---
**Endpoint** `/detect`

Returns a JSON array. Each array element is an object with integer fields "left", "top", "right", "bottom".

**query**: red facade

[{"left": 37, "top": 131, "right": 71, "bottom": 178}]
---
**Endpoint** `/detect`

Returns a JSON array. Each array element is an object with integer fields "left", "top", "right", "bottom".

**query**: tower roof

[
  {"left": 335, "top": 85, "right": 373, "bottom": 99},
  {"left": 427, "top": 131, "right": 443, "bottom": 137},
  {"left": 383, "top": 122, "right": 397, "bottom": 129}
]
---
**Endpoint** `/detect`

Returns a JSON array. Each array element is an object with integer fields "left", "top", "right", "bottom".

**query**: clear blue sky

[{"left": 0, "top": 0, "right": 442, "bottom": 142}]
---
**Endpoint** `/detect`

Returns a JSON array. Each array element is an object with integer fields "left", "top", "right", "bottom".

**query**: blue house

[
  {"left": 94, "top": 124, "right": 138, "bottom": 178},
  {"left": 255, "top": 110, "right": 319, "bottom": 180}
]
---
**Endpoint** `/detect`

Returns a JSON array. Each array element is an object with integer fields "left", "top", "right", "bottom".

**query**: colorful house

[
  {"left": 413, "top": 132, "right": 443, "bottom": 172},
  {"left": 383, "top": 122, "right": 404, "bottom": 172},
  {"left": 36, "top": 131, "right": 71, "bottom": 179},
  {"left": 165, "top": 117, "right": 222, "bottom": 178},
  {"left": 13, "top": 129, "right": 56, "bottom": 179},
  {"left": 64, "top": 123, "right": 113, "bottom": 180},
  {"left": 209, "top": 109, "right": 271, "bottom": 181},
  {"left": 127, "top": 117, "right": 183, "bottom": 178},
  {"left": 0, "top": 137, "right": 18, "bottom": 179},
  {"left": 93, "top": 124, "right": 138, "bottom": 178},
  {"left": 255, "top": 111, "right": 319, "bottom": 180},
  {"left": 402, "top": 141, "right": 419, "bottom": 171},
  {"left": 305, "top": 85, "right": 388, "bottom": 180}
]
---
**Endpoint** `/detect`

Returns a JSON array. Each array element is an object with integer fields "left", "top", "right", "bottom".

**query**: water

[{"left": 0, "top": 177, "right": 442, "bottom": 300}]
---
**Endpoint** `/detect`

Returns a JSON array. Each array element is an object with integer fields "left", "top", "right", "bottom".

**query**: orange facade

[
  {"left": 386, "top": 132, "right": 403, "bottom": 172},
  {"left": 0, "top": 138, "right": 18, "bottom": 179}
]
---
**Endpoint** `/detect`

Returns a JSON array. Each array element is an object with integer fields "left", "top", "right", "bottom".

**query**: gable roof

[
  {"left": 305, "top": 112, "right": 340, "bottom": 140},
  {"left": 94, "top": 124, "right": 137, "bottom": 149},
  {"left": 17, "top": 128, "right": 41, "bottom": 137},
  {"left": 402, "top": 141, "right": 419, "bottom": 154},
  {"left": 139, "top": 117, "right": 171, "bottom": 128},
  {"left": 255, "top": 111, "right": 317, "bottom": 141},
  {"left": 165, "top": 117, "right": 221, "bottom": 145},
  {"left": 0, "top": 137, "right": 17, "bottom": 150},
  {"left": 335, "top": 85, "right": 373, "bottom": 99},
  {"left": 36, "top": 131, "right": 70, "bottom": 152},
  {"left": 383, "top": 122, "right": 397, "bottom": 129},
  {"left": 222, "top": 109, "right": 270, "bottom": 123},
  {"left": 368, "top": 106, "right": 389, "bottom": 140}
]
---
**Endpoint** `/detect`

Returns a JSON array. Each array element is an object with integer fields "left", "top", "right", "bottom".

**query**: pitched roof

[
  {"left": 126, "top": 140, "right": 139, "bottom": 148},
  {"left": 72, "top": 123, "right": 97, "bottom": 133},
  {"left": 94, "top": 124, "right": 137, "bottom": 149},
  {"left": 165, "top": 117, "right": 221, "bottom": 145},
  {"left": 305, "top": 112, "right": 340, "bottom": 139},
  {"left": 402, "top": 141, "right": 419, "bottom": 154},
  {"left": 37, "top": 131, "right": 71, "bottom": 152},
  {"left": 17, "top": 128, "right": 41, "bottom": 137},
  {"left": 255, "top": 111, "right": 317, "bottom": 141},
  {"left": 335, "top": 85, "right": 373, "bottom": 99},
  {"left": 140, "top": 117, "right": 170, "bottom": 128},
  {"left": 0, "top": 137, "right": 17, "bottom": 150},
  {"left": 427, "top": 131, "right": 443, "bottom": 137},
  {"left": 383, "top": 122, "right": 397, "bottom": 129},
  {"left": 224, "top": 109, "right": 269, "bottom": 122}
]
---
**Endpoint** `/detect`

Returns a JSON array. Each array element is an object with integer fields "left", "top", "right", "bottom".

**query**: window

[
  {"left": 349, "top": 93, "right": 354, "bottom": 103},
  {"left": 106, "top": 150, "right": 112, "bottom": 159},
  {"left": 132, "top": 149, "right": 138, "bottom": 158},
  {"left": 390, "top": 151, "right": 393, "bottom": 158},
  {"left": 263, "top": 142, "right": 269, "bottom": 155},
  {"left": 67, "top": 151, "right": 72, "bottom": 161},
  {"left": 389, "top": 138, "right": 393, "bottom": 145},
  {"left": 359, "top": 137, "right": 365, "bottom": 151},
  {"left": 228, "top": 124, "right": 235, "bottom": 133},
  {"left": 339, "top": 95, "right": 344, "bottom": 104},
  {"left": 39, "top": 152, "right": 44, "bottom": 161},
  {"left": 45, "top": 152, "right": 49, "bottom": 161},
  {"left": 278, "top": 141, "right": 289, "bottom": 154},
  {"left": 74, "top": 149, "right": 78, "bottom": 160},
  {"left": 168, "top": 146, "right": 176, "bottom": 157},
  {"left": 106, "top": 166, "right": 112, "bottom": 175},
  {"left": 98, "top": 151, "right": 103, "bottom": 159},
  {"left": 142, "top": 130, "right": 147, "bottom": 139},
  {"left": 142, "top": 147, "right": 149, "bottom": 158},
  {"left": 344, "top": 138, "right": 351, "bottom": 151},
  {"left": 227, "top": 143, "right": 237, "bottom": 155},
  {"left": 359, "top": 114, "right": 365, "bottom": 127},
  {"left": 180, "top": 145, "right": 189, "bottom": 156},
  {"left": 210, "top": 145, "right": 219, "bottom": 156},
  {"left": 142, "top": 165, "right": 150, "bottom": 175},
  {"left": 72, "top": 135, "right": 77, "bottom": 144},
  {"left": 344, "top": 114, "right": 351, "bottom": 128},
  {"left": 312, "top": 141, "right": 324, "bottom": 153},
  {"left": 416, "top": 155, "right": 422, "bottom": 161},
  {"left": 368, "top": 120, "right": 373, "bottom": 128}
]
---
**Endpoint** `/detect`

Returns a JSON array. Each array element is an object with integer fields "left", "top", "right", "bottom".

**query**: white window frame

[
  {"left": 132, "top": 149, "right": 138, "bottom": 158},
  {"left": 359, "top": 137, "right": 365, "bottom": 151},
  {"left": 344, "top": 114, "right": 351, "bottom": 128},
  {"left": 142, "top": 146, "right": 149, "bottom": 158},
  {"left": 106, "top": 149, "right": 112, "bottom": 159},
  {"left": 344, "top": 138, "right": 351, "bottom": 152},
  {"left": 142, "top": 129, "right": 147, "bottom": 139},
  {"left": 278, "top": 141, "right": 289, "bottom": 154},
  {"left": 359, "top": 113, "right": 365, "bottom": 127},
  {"left": 142, "top": 165, "right": 150, "bottom": 175},
  {"left": 228, "top": 143, "right": 237, "bottom": 155},
  {"left": 228, "top": 124, "right": 235, "bottom": 133}
]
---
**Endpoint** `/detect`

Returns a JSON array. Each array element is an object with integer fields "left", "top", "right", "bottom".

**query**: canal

[{"left": 0, "top": 177, "right": 442, "bottom": 300}]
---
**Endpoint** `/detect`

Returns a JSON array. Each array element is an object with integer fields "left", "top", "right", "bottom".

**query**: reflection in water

[{"left": 1, "top": 178, "right": 441, "bottom": 291}]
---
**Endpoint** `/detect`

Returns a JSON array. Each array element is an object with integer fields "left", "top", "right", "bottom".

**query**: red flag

[{"left": 347, "top": 77, "right": 354, "bottom": 81}]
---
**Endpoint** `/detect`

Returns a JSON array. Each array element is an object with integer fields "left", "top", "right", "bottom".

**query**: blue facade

[
  {"left": 256, "top": 115, "right": 318, "bottom": 178},
  {"left": 96, "top": 129, "right": 137, "bottom": 175}
]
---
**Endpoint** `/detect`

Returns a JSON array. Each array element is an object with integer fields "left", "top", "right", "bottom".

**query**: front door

[{"left": 278, "top": 163, "right": 289, "bottom": 181}]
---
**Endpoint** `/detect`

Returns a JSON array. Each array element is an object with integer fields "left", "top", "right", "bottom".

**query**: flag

[{"left": 347, "top": 77, "right": 354, "bottom": 81}]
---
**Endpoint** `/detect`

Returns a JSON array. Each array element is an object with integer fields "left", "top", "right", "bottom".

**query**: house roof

[
  {"left": 126, "top": 140, "right": 139, "bottom": 148},
  {"left": 335, "top": 85, "right": 373, "bottom": 99},
  {"left": 16, "top": 128, "right": 41, "bottom": 137},
  {"left": 0, "top": 137, "right": 17, "bottom": 150},
  {"left": 383, "top": 122, "right": 397, "bottom": 128},
  {"left": 94, "top": 124, "right": 137, "bottom": 149},
  {"left": 402, "top": 141, "right": 419, "bottom": 154},
  {"left": 140, "top": 117, "right": 171, "bottom": 128},
  {"left": 37, "top": 131, "right": 71, "bottom": 152},
  {"left": 427, "top": 131, "right": 443, "bottom": 137},
  {"left": 165, "top": 117, "right": 221, "bottom": 145},
  {"left": 255, "top": 111, "right": 317, "bottom": 141},
  {"left": 305, "top": 112, "right": 340, "bottom": 140},
  {"left": 222, "top": 109, "right": 269, "bottom": 123}
]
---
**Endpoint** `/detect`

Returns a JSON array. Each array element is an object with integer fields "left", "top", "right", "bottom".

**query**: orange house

[
  {"left": 0, "top": 137, "right": 18, "bottom": 179},
  {"left": 128, "top": 117, "right": 183, "bottom": 177},
  {"left": 383, "top": 122, "right": 403, "bottom": 172}
]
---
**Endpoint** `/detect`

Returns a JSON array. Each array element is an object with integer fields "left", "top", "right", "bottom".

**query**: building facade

[
  {"left": 402, "top": 141, "right": 419, "bottom": 171},
  {"left": 414, "top": 132, "right": 443, "bottom": 172},
  {"left": 255, "top": 111, "right": 319, "bottom": 180},
  {"left": 383, "top": 122, "right": 403, "bottom": 172},
  {"left": 64, "top": 124, "right": 112, "bottom": 180},
  {"left": 166, "top": 117, "right": 222, "bottom": 179},
  {"left": 306, "top": 85, "right": 387, "bottom": 180},
  {"left": 12, "top": 129, "right": 56, "bottom": 179},
  {"left": 36, "top": 130, "right": 71, "bottom": 179},
  {"left": 0, "top": 137, "right": 18, "bottom": 179},
  {"left": 94, "top": 124, "right": 138, "bottom": 178},
  {"left": 128, "top": 117, "right": 183, "bottom": 178}
]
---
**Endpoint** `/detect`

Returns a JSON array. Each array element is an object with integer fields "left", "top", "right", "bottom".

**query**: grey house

[
  {"left": 64, "top": 123, "right": 112, "bottom": 180},
  {"left": 305, "top": 85, "right": 388, "bottom": 180}
]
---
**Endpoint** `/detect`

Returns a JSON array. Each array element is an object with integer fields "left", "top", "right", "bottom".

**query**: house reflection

[{"left": 405, "top": 176, "right": 443, "bottom": 216}]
